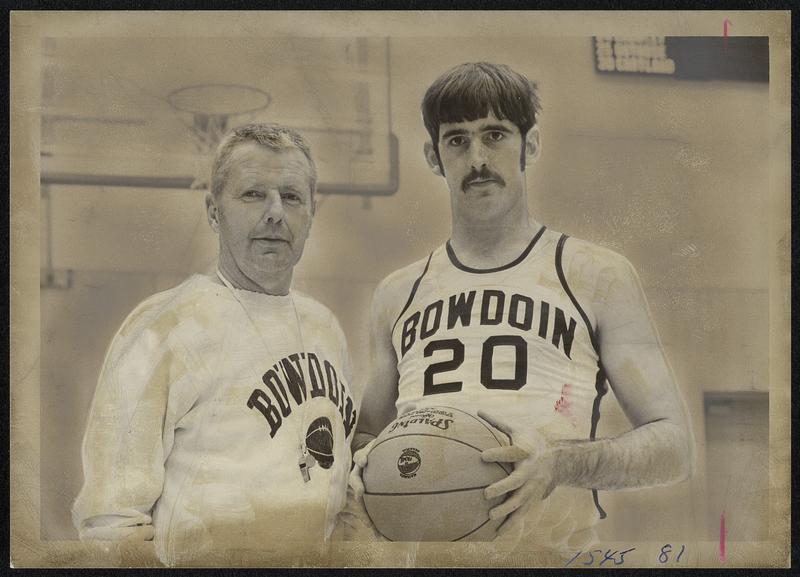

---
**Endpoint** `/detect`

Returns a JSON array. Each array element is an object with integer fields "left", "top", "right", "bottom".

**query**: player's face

[
  {"left": 210, "top": 142, "right": 315, "bottom": 289},
  {"left": 430, "top": 112, "right": 534, "bottom": 222}
]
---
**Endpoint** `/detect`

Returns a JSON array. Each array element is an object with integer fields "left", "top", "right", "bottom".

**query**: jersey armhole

[
  {"left": 389, "top": 252, "right": 434, "bottom": 340},
  {"left": 556, "top": 234, "right": 609, "bottom": 520},
  {"left": 555, "top": 234, "right": 600, "bottom": 355}
]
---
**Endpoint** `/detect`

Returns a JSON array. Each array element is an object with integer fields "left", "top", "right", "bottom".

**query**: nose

[
  {"left": 467, "top": 138, "right": 488, "bottom": 169},
  {"left": 262, "top": 189, "right": 285, "bottom": 224}
]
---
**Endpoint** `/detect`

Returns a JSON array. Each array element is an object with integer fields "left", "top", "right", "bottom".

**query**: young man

[
  {"left": 349, "top": 62, "right": 694, "bottom": 552},
  {"left": 73, "top": 123, "right": 357, "bottom": 565}
]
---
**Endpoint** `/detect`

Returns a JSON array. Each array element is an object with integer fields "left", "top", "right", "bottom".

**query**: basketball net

[
  {"left": 167, "top": 84, "right": 272, "bottom": 190},
  {"left": 186, "top": 113, "right": 231, "bottom": 190}
]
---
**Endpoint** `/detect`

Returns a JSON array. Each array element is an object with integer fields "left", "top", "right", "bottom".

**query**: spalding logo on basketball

[
  {"left": 397, "top": 448, "right": 421, "bottom": 478},
  {"left": 362, "top": 406, "right": 512, "bottom": 542},
  {"left": 305, "top": 417, "right": 334, "bottom": 469}
]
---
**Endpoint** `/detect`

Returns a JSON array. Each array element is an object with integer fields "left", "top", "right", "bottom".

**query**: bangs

[{"left": 423, "top": 62, "right": 540, "bottom": 141}]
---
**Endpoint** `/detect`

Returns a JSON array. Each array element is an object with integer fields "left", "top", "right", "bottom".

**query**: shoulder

[
  {"left": 292, "top": 290, "right": 341, "bottom": 326},
  {"left": 557, "top": 234, "right": 640, "bottom": 297},
  {"left": 376, "top": 254, "right": 434, "bottom": 302},
  {"left": 292, "top": 290, "right": 334, "bottom": 317},
  {"left": 372, "top": 253, "right": 434, "bottom": 323},
  {"left": 556, "top": 235, "right": 649, "bottom": 336},
  {"left": 92, "top": 277, "right": 216, "bottom": 412},
  {"left": 556, "top": 233, "right": 632, "bottom": 270},
  {"left": 111, "top": 275, "right": 217, "bottom": 351},
  {"left": 292, "top": 291, "right": 347, "bottom": 340}
]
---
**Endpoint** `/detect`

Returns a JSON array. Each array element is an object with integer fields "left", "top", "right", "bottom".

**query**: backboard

[{"left": 41, "top": 37, "right": 396, "bottom": 195}]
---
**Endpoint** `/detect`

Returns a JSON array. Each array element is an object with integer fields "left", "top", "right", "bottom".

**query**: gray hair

[{"left": 210, "top": 122, "right": 318, "bottom": 198}]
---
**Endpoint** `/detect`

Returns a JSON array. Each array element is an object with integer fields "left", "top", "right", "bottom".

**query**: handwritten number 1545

[{"left": 564, "top": 548, "right": 636, "bottom": 567}]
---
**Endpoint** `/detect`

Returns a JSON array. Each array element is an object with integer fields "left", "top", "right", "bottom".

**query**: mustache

[{"left": 462, "top": 168, "right": 505, "bottom": 190}]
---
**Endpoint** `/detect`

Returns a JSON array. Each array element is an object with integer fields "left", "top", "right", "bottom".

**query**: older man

[{"left": 73, "top": 123, "right": 356, "bottom": 565}]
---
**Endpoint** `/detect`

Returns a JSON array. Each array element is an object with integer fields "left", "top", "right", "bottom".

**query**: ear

[
  {"left": 524, "top": 125, "right": 541, "bottom": 165},
  {"left": 205, "top": 191, "right": 220, "bottom": 233},
  {"left": 423, "top": 141, "right": 443, "bottom": 176}
]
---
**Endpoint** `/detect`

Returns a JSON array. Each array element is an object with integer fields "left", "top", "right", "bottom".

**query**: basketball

[
  {"left": 305, "top": 417, "right": 334, "bottom": 469},
  {"left": 362, "top": 406, "right": 512, "bottom": 541}
]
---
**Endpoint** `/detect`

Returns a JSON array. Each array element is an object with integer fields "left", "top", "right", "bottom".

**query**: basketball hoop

[{"left": 167, "top": 84, "right": 271, "bottom": 189}]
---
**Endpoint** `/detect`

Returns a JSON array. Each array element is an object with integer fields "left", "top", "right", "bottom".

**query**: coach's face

[
  {"left": 206, "top": 142, "right": 315, "bottom": 294},
  {"left": 425, "top": 112, "right": 540, "bottom": 222}
]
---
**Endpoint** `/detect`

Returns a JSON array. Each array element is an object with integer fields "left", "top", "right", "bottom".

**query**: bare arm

[
  {"left": 351, "top": 276, "right": 403, "bottom": 452},
  {"left": 483, "top": 244, "right": 694, "bottom": 518},
  {"left": 552, "top": 248, "right": 694, "bottom": 490}
]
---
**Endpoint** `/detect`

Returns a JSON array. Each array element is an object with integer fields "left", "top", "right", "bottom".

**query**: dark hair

[
  {"left": 210, "top": 122, "right": 317, "bottom": 198},
  {"left": 421, "top": 62, "right": 541, "bottom": 171}
]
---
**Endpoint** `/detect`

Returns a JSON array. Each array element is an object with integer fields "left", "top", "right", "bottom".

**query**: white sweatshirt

[{"left": 72, "top": 275, "right": 356, "bottom": 565}]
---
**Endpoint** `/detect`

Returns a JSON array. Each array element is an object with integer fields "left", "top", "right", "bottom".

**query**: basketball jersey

[{"left": 389, "top": 226, "right": 608, "bottom": 551}]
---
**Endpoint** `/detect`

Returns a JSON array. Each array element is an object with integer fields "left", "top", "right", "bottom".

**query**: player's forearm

[{"left": 552, "top": 419, "right": 694, "bottom": 491}]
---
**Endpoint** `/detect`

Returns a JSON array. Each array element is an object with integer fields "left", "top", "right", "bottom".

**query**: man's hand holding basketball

[
  {"left": 348, "top": 436, "right": 377, "bottom": 500},
  {"left": 350, "top": 403, "right": 418, "bottom": 499},
  {"left": 478, "top": 410, "right": 560, "bottom": 539}
]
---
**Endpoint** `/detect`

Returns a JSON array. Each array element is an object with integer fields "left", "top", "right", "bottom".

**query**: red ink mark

[
  {"left": 554, "top": 384, "right": 579, "bottom": 428},
  {"left": 554, "top": 384, "right": 571, "bottom": 413},
  {"left": 719, "top": 512, "right": 726, "bottom": 563},
  {"left": 723, "top": 19, "right": 732, "bottom": 52}
]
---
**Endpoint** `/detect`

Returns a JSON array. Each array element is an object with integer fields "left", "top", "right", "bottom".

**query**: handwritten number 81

[{"left": 659, "top": 544, "right": 685, "bottom": 563}]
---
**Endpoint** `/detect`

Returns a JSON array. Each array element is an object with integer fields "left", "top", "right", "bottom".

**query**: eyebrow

[
  {"left": 440, "top": 128, "right": 468, "bottom": 140},
  {"left": 481, "top": 124, "right": 513, "bottom": 133},
  {"left": 440, "top": 124, "right": 513, "bottom": 140},
  {"left": 236, "top": 180, "right": 308, "bottom": 193}
]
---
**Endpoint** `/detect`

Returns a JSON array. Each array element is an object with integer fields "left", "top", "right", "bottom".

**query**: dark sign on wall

[{"left": 593, "top": 36, "right": 769, "bottom": 82}]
